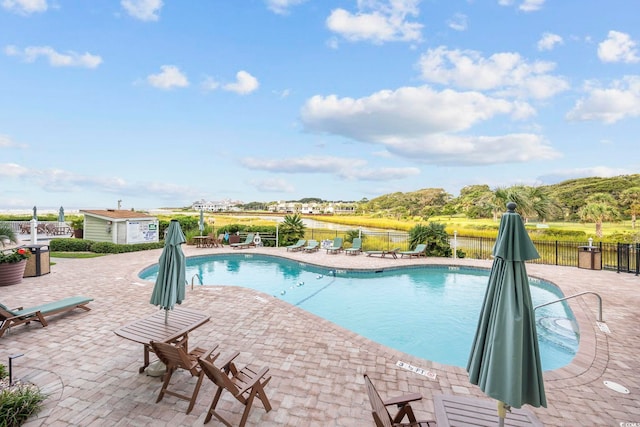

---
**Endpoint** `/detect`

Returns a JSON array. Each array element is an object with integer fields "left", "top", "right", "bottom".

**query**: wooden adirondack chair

[
  {"left": 149, "top": 340, "right": 218, "bottom": 414},
  {"left": 198, "top": 353, "right": 272, "bottom": 426},
  {"left": 364, "top": 374, "right": 435, "bottom": 427}
]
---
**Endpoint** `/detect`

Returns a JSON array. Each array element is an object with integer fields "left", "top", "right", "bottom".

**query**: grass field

[{"left": 192, "top": 212, "right": 637, "bottom": 243}]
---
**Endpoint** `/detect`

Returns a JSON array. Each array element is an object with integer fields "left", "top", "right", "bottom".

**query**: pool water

[{"left": 140, "top": 254, "right": 578, "bottom": 371}]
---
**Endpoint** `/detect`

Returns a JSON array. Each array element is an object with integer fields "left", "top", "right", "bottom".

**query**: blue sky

[{"left": 1, "top": 0, "right": 639, "bottom": 211}]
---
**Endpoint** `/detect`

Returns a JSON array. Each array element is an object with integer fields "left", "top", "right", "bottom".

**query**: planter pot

[
  {"left": 74, "top": 229, "right": 83, "bottom": 238},
  {"left": 0, "top": 259, "right": 27, "bottom": 286}
]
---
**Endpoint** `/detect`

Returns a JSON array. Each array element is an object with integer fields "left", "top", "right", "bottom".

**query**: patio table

[
  {"left": 114, "top": 307, "right": 210, "bottom": 373},
  {"left": 192, "top": 236, "right": 210, "bottom": 248}
]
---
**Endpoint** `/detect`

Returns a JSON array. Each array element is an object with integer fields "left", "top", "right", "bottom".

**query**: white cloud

[
  {"left": 247, "top": 178, "right": 295, "bottom": 193},
  {"left": 0, "top": 135, "right": 28, "bottom": 149},
  {"left": 299, "top": 85, "right": 560, "bottom": 166},
  {"left": 519, "top": 0, "right": 545, "bottom": 12},
  {"left": 498, "top": 0, "right": 545, "bottom": 12},
  {"left": 1, "top": 0, "right": 47, "bottom": 15},
  {"left": 537, "top": 167, "right": 634, "bottom": 184},
  {"left": 417, "top": 46, "right": 569, "bottom": 99},
  {"left": 0, "top": 162, "right": 199, "bottom": 200},
  {"left": 201, "top": 76, "right": 220, "bottom": 92},
  {"left": 566, "top": 76, "right": 640, "bottom": 124},
  {"left": 598, "top": 31, "right": 640, "bottom": 63},
  {"left": 265, "top": 0, "right": 308, "bottom": 15},
  {"left": 4, "top": 45, "right": 103, "bottom": 68},
  {"left": 447, "top": 13, "right": 467, "bottom": 32},
  {"left": 0, "top": 163, "right": 29, "bottom": 177},
  {"left": 223, "top": 71, "right": 259, "bottom": 95},
  {"left": 326, "top": 0, "right": 423, "bottom": 44},
  {"left": 302, "top": 86, "right": 524, "bottom": 137},
  {"left": 121, "top": 0, "right": 163, "bottom": 22},
  {"left": 383, "top": 133, "right": 560, "bottom": 166},
  {"left": 241, "top": 155, "right": 420, "bottom": 181},
  {"left": 147, "top": 65, "right": 189, "bottom": 90},
  {"left": 537, "top": 32, "right": 563, "bottom": 51}
]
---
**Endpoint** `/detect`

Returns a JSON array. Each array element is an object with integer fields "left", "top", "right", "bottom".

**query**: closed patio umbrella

[
  {"left": 58, "top": 206, "right": 65, "bottom": 224},
  {"left": 150, "top": 219, "right": 186, "bottom": 324},
  {"left": 199, "top": 208, "right": 204, "bottom": 236},
  {"left": 467, "top": 202, "right": 546, "bottom": 426}
]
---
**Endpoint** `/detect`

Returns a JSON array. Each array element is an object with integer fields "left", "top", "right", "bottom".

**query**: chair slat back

[
  {"left": 151, "top": 341, "right": 197, "bottom": 373},
  {"left": 199, "top": 357, "right": 240, "bottom": 397},
  {"left": 364, "top": 374, "right": 393, "bottom": 427}
]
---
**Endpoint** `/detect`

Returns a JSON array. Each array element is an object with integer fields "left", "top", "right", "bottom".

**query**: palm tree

[
  {"left": 578, "top": 194, "right": 619, "bottom": 238},
  {"left": 620, "top": 187, "right": 640, "bottom": 229},
  {"left": 278, "top": 214, "right": 306, "bottom": 245},
  {"left": 0, "top": 223, "right": 18, "bottom": 248}
]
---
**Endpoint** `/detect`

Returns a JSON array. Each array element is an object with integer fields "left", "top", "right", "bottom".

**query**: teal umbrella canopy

[
  {"left": 199, "top": 209, "right": 204, "bottom": 236},
  {"left": 58, "top": 206, "right": 65, "bottom": 223},
  {"left": 467, "top": 202, "right": 547, "bottom": 418},
  {"left": 150, "top": 220, "right": 186, "bottom": 322}
]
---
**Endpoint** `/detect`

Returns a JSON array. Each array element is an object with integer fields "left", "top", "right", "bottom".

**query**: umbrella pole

[
  {"left": 497, "top": 401, "right": 509, "bottom": 427},
  {"left": 164, "top": 309, "right": 169, "bottom": 324}
]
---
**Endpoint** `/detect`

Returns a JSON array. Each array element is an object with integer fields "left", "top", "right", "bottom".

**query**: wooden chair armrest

[
  {"left": 236, "top": 367, "right": 270, "bottom": 395},
  {"left": 384, "top": 392, "right": 422, "bottom": 407},
  {"left": 200, "top": 346, "right": 220, "bottom": 362},
  {"left": 217, "top": 351, "right": 241, "bottom": 373}
]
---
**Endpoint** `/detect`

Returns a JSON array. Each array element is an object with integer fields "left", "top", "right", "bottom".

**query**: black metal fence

[{"left": 305, "top": 229, "right": 640, "bottom": 275}]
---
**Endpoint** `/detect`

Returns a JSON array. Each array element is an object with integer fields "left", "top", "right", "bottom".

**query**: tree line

[{"left": 358, "top": 174, "right": 640, "bottom": 238}]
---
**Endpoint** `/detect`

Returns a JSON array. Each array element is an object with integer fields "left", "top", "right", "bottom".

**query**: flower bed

[{"left": 0, "top": 365, "right": 46, "bottom": 427}]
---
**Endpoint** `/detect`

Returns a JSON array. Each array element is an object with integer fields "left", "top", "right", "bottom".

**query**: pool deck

[{"left": 1, "top": 245, "right": 638, "bottom": 426}]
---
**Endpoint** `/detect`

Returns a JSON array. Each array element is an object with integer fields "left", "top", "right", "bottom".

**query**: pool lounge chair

[
  {"left": 303, "top": 240, "right": 319, "bottom": 252},
  {"left": 286, "top": 239, "right": 306, "bottom": 252},
  {"left": 399, "top": 244, "right": 427, "bottom": 258},
  {"left": 231, "top": 233, "right": 255, "bottom": 249},
  {"left": 326, "top": 237, "right": 343, "bottom": 254},
  {"left": 0, "top": 296, "right": 93, "bottom": 337},
  {"left": 364, "top": 374, "right": 435, "bottom": 427},
  {"left": 344, "top": 238, "right": 362, "bottom": 256},
  {"left": 365, "top": 248, "right": 401, "bottom": 259}
]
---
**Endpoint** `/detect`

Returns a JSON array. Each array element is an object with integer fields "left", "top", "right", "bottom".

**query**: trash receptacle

[
  {"left": 578, "top": 246, "right": 601, "bottom": 270},
  {"left": 22, "top": 244, "right": 51, "bottom": 277}
]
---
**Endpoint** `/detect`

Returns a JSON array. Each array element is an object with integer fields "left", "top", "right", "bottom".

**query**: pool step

[{"left": 536, "top": 316, "right": 579, "bottom": 352}]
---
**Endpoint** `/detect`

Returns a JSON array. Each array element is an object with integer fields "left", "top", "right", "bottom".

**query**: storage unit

[
  {"left": 22, "top": 244, "right": 51, "bottom": 277},
  {"left": 578, "top": 246, "right": 601, "bottom": 270},
  {"left": 80, "top": 210, "right": 159, "bottom": 244}
]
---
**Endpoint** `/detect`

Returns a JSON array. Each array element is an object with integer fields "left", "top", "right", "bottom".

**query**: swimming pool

[{"left": 139, "top": 253, "right": 578, "bottom": 371}]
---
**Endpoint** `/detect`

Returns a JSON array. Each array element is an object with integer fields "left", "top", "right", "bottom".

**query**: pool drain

[{"left": 603, "top": 381, "right": 630, "bottom": 394}]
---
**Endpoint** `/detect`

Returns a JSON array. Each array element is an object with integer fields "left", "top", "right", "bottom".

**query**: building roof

[{"left": 80, "top": 209, "right": 155, "bottom": 221}]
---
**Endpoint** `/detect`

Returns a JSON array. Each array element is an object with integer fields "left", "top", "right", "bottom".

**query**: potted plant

[
  {"left": 0, "top": 223, "right": 31, "bottom": 286},
  {"left": 70, "top": 216, "right": 84, "bottom": 239}
]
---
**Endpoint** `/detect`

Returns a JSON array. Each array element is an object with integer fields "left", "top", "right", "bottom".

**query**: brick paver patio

[{"left": 1, "top": 245, "right": 638, "bottom": 426}]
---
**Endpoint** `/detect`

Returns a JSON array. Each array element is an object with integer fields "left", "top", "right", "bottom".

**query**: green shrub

[
  {"left": 49, "top": 239, "right": 163, "bottom": 254},
  {"left": 409, "top": 222, "right": 453, "bottom": 257},
  {"left": 49, "top": 238, "right": 93, "bottom": 252},
  {"left": 90, "top": 241, "right": 164, "bottom": 254}
]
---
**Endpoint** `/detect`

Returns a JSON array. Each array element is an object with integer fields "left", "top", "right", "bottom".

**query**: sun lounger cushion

[{"left": 11, "top": 296, "right": 93, "bottom": 316}]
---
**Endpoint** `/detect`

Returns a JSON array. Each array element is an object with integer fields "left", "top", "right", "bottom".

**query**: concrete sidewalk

[{"left": 1, "top": 246, "right": 638, "bottom": 426}]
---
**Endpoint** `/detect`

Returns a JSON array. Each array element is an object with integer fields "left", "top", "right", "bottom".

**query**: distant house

[{"left": 80, "top": 210, "right": 159, "bottom": 244}]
